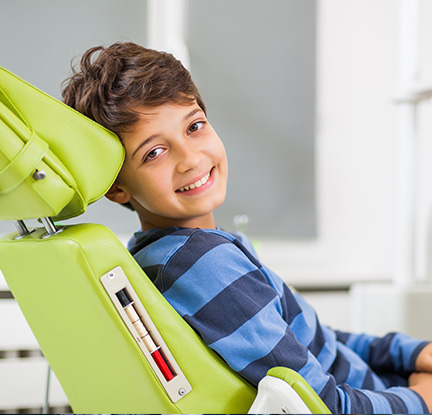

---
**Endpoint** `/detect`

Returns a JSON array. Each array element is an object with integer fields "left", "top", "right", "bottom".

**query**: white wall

[
  {"left": 418, "top": 0, "right": 432, "bottom": 281},
  {"left": 261, "top": 0, "right": 432, "bottom": 288}
]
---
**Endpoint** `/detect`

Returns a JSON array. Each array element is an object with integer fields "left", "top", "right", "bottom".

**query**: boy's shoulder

[
  {"left": 130, "top": 226, "right": 260, "bottom": 271},
  {"left": 130, "top": 227, "right": 260, "bottom": 291},
  {"left": 129, "top": 227, "right": 237, "bottom": 256}
]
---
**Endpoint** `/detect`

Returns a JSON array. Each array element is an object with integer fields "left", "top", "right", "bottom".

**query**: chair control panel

[{"left": 100, "top": 266, "right": 192, "bottom": 403}]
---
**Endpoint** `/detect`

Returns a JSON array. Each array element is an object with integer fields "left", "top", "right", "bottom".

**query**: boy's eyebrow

[
  {"left": 131, "top": 134, "right": 159, "bottom": 159},
  {"left": 184, "top": 107, "right": 203, "bottom": 120}
]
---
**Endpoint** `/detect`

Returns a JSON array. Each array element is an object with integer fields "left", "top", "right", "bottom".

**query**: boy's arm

[
  {"left": 334, "top": 330, "right": 430, "bottom": 375},
  {"left": 157, "top": 231, "right": 428, "bottom": 414}
]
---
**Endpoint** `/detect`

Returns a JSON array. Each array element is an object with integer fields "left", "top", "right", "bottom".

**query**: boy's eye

[
  {"left": 188, "top": 121, "right": 205, "bottom": 134},
  {"left": 145, "top": 147, "right": 164, "bottom": 161}
]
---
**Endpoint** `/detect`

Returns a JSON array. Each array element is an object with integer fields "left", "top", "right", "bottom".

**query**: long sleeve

[
  {"left": 133, "top": 228, "right": 428, "bottom": 414},
  {"left": 334, "top": 330, "right": 429, "bottom": 376}
]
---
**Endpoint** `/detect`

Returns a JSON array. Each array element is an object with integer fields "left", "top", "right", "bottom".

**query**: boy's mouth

[{"left": 176, "top": 168, "right": 213, "bottom": 193}]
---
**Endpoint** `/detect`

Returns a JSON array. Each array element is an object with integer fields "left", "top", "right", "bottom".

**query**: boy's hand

[
  {"left": 409, "top": 372, "right": 432, "bottom": 412},
  {"left": 415, "top": 342, "right": 432, "bottom": 373}
]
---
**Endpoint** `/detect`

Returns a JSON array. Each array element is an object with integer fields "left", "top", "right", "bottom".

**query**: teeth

[{"left": 179, "top": 172, "right": 211, "bottom": 192}]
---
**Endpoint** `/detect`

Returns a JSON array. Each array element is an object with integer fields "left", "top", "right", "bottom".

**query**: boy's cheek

[{"left": 115, "top": 165, "right": 133, "bottom": 187}]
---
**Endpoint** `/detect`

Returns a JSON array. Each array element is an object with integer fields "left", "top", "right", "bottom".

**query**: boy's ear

[{"left": 105, "top": 182, "right": 131, "bottom": 204}]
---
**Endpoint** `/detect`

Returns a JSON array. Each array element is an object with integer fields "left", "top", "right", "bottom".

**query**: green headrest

[{"left": 0, "top": 66, "right": 124, "bottom": 221}]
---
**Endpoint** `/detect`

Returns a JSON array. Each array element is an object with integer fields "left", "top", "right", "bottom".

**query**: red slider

[{"left": 151, "top": 348, "right": 174, "bottom": 381}]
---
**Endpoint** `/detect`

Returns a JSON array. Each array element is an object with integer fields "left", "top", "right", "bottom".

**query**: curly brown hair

[
  {"left": 61, "top": 41, "right": 206, "bottom": 134},
  {"left": 62, "top": 41, "right": 206, "bottom": 211}
]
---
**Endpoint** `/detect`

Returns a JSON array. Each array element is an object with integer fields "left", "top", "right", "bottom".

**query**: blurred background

[{"left": 1, "top": 0, "right": 432, "bottom": 412}]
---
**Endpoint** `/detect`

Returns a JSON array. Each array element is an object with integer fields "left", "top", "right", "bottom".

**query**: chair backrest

[{"left": 0, "top": 66, "right": 256, "bottom": 413}]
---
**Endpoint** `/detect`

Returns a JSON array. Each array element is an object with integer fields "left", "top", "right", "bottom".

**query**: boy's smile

[
  {"left": 106, "top": 102, "right": 228, "bottom": 231},
  {"left": 176, "top": 167, "right": 214, "bottom": 194}
]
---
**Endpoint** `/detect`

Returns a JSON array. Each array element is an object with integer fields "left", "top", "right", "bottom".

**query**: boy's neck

[{"left": 138, "top": 212, "right": 216, "bottom": 232}]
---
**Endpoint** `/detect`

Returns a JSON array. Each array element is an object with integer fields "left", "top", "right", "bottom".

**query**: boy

[{"left": 62, "top": 41, "right": 432, "bottom": 414}]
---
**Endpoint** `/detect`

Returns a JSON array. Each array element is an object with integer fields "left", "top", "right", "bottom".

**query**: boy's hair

[{"left": 62, "top": 41, "right": 206, "bottom": 211}]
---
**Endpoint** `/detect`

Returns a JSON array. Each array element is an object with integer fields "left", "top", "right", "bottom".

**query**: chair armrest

[{"left": 248, "top": 367, "right": 331, "bottom": 414}]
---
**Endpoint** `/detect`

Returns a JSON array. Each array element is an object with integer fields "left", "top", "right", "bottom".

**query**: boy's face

[{"left": 107, "top": 101, "right": 228, "bottom": 231}]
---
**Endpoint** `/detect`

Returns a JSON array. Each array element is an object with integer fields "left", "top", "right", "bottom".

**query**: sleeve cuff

[{"left": 408, "top": 341, "right": 431, "bottom": 372}]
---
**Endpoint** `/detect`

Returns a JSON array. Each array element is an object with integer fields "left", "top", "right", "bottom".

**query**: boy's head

[{"left": 62, "top": 42, "right": 228, "bottom": 231}]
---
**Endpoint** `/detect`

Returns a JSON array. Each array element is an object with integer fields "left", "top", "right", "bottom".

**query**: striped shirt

[{"left": 129, "top": 227, "right": 429, "bottom": 414}]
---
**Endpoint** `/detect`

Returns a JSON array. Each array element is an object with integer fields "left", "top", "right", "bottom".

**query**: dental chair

[{"left": 0, "top": 66, "right": 330, "bottom": 414}]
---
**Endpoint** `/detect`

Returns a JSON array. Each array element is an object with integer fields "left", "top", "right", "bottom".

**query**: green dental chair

[{"left": 0, "top": 66, "right": 330, "bottom": 414}]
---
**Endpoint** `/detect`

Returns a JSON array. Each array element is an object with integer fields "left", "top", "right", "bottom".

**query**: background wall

[
  {"left": 0, "top": 0, "right": 148, "bottom": 97},
  {"left": 188, "top": 0, "right": 317, "bottom": 237},
  {"left": 259, "top": 0, "right": 432, "bottom": 288}
]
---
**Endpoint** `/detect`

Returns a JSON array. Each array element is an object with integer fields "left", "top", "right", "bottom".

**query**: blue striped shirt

[{"left": 129, "top": 227, "right": 429, "bottom": 414}]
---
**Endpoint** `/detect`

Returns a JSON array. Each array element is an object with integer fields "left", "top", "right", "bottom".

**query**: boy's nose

[{"left": 176, "top": 144, "right": 203, "bottom": 173}]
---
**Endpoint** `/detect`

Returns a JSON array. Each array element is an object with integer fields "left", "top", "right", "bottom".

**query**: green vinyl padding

[
  {"left": 0, "top": 225, "right": 256, "bottom": 413},
  {"left": 0, "top": 66, "right": 124, "bottom": 221}
]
